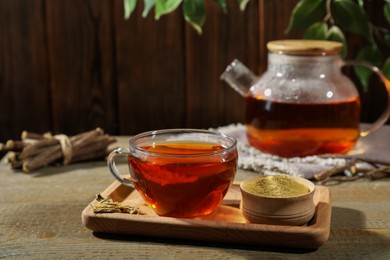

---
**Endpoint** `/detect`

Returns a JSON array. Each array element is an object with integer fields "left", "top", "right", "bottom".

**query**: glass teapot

[{"left": 221, "top": 40, "right": 390, "bottom": 158}]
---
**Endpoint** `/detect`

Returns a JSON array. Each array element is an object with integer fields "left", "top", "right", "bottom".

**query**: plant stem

[{"left": 325, "top": 0, "right": 335, "bottom": 25}]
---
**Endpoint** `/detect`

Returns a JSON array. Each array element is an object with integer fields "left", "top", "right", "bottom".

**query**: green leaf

[
  {"left": 384, "top": 3, "right": 390, "bottom": 25},
  {"left": 332, "top": 0, "right": 371, "bottom": 40},
  {"left": 183, "top": 0, "right": 205, "bottom": 34},
  {"left": 155, "top": 0, "right": 182, "bottom": 20},
  {"left": 216, "top": 0, "right": 228, "bottom": 14},
  {"left": 237, "top": 0, "right": 250, "bottom": 11},
  {"left": 124, "top": 0, "right": 137, "bottom": 19},
  {"left": 384, "top": 31, "right": 390, "bottom": 48},
  {"left": 142, "top": 0, "right": 155, "bottom": 17},
  {"left": 285, "top": 0, "right": 326, "bottom": 33},
  {"left": 353, "top": 46, "right": 382, "bottom": 90},
  {"left": 303, "top": 22, "right": 328, "bottom": 40},
  {"left": 327, "top": 25, "right": 347, "bottom": 58},
  {"left": 383, "top": 57, "right": 390, "bottom": 80}
]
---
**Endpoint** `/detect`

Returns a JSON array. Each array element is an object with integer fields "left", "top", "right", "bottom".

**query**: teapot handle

[{"left": 343, "top": 60, "right": 390, "bottom": 137}]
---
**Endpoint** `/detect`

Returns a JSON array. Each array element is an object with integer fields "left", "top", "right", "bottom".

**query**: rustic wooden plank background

[{"left": 0, "top": 0, "right": 388, "bottom": 145}]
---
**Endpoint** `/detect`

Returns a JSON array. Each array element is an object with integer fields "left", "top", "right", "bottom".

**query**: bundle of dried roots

[{"left": 1, "top": 128, "right": 116, "bottom": 173}]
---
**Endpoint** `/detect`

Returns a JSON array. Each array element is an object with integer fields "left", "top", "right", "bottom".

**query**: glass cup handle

[
  {"left": 107, "top": 148, "right": 134, "bottom": 187},
  {"left": 343, "top": 60, "right": 390, "bottom": 137}
]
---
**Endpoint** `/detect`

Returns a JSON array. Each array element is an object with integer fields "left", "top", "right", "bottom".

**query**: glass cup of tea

[{"left": 107, "top": 129, "right": 238, "bottom": 218}]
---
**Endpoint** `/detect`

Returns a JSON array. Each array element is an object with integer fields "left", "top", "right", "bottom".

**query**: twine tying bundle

[
  {"left": 2, "top": 128, "right": 116, "bottom": 173},
  {"left": 54, "top": 134, "right": 73, "bottom": 165}
]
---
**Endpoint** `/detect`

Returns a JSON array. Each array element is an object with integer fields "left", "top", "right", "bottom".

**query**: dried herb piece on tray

[{"left": 91, "top": 194, "right": 146, "bottom": 215}]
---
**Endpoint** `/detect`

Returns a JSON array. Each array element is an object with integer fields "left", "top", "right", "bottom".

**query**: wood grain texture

[
  {"left": 82, "top": 181, "right": 331, "bottom": 249},
  {"left": 1, "top": 136, "right": 390, "bottom": 258},
  {"left": 46, "top": 0, "right": 117, "bottom": 135},
  {"left": 0, "top": 0, "right": 51, "bottom": 140},
  {"left": 0, "top": 0, "right": 388, "bottom": 143},
  {"left": 114, "top": 1, "right": 186, "bottom": 134},
  {"left": 185, "top": 1, "right": 259, "bottom": 129}
]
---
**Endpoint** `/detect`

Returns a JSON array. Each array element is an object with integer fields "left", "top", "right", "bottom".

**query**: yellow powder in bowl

[{"left": 242, "top": 175, "right": 310, "bottom": 198}]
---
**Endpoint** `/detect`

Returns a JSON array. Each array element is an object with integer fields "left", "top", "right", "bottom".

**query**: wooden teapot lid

[{"left": 267, "top": 40, "right": 343, "bottom": 56}]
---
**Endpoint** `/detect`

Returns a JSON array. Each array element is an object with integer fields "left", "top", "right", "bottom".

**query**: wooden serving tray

[{"left": 82, "top": 181, "right": 332, "bottom": 249}]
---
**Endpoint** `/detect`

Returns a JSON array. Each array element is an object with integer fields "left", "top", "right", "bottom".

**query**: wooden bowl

[{"left": 240, "top": 175, "right": 316, "bottom": 226}]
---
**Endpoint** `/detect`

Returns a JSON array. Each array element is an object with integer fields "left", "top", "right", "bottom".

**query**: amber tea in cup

[{"left": 107, "top": 129, "right": 238, "bottom": 218}]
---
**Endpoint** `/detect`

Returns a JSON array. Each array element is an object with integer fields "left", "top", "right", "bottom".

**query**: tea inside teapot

[
  {"left": 244, "top": 95, "right": 360, "bottom": 157},
  {"left": 221, "top": 40, "right": 390, "bottom": 157}
]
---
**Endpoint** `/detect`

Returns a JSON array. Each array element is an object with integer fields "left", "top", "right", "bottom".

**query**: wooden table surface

[{"left": 1, "top": 137, "right": 390, "bottom": 259}]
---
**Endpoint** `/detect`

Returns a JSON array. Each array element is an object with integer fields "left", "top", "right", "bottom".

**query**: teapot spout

[{"left": 220, "top": 59, "right": 257, "bottom": 96}]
